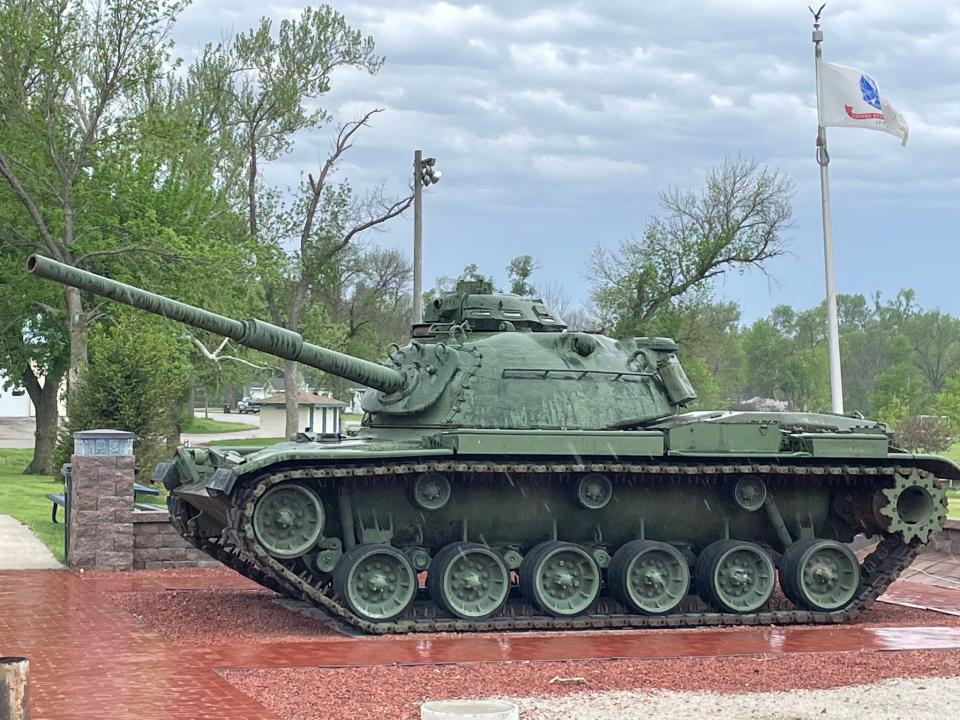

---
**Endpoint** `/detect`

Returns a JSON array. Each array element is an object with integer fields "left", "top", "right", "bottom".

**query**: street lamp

[{"left": 413, "top": 149, "right": 441, "bottom": 325}]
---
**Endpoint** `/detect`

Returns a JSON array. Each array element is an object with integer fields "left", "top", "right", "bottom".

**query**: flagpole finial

[{"left": 810, "top": 3, "right": 826, "bottom": 30}]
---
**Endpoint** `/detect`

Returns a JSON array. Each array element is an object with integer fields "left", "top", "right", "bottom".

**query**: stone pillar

[
  {"left": 67, "top": 429, "right": 135, "bottom": 570},
  {"left": 0, "top": 657, "right": 29, "bottom": 720}
]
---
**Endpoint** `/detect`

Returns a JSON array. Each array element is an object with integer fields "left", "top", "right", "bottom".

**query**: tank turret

[{"left": 28, "top": 254, "right": 696, "bottom": 427}]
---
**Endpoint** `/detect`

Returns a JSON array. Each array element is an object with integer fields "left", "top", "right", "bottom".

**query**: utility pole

[
  {"left": 412, "top": 150, "right": 441, "bottom": 325},
  {"left": 413, "top": 150, "right": 423, "bottom": 324}
]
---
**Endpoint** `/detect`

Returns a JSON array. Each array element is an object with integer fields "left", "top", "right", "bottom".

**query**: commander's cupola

[{"left": 412, "top": 280, "right": 566, "bottom": 337}]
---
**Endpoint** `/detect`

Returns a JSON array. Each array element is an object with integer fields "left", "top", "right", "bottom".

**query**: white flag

[{"left": 818, "top": 61, "right": 909, "bottom": 146}]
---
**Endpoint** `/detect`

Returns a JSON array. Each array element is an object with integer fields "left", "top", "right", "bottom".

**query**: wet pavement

[
  {"left": 3, "top": 569, "right": 960, "bottom": 719},
  {"left": 880, "top": 580, "right": 960, "bottom": 616},
  {"left": 898, "top": 550, "right": 960, "bottom": 590}
]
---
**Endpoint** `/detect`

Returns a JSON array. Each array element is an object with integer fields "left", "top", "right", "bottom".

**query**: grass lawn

[
  {"left": 182, "top": 415, "right": 255, "bottom": 433},
  {"left": 0, "top": 449, "right": 65, "bottom": 562},
  {"left": 207, "top": 437, "right": 286, "bottom": 447},
  {"left": 943, "top": 442, "right": 960, "bottom": 463},
  {"left": 947, "top": 489, "right": 960, "bottom": 519}
]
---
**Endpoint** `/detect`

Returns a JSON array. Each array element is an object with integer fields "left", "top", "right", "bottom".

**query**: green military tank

[{"left": 29, "top": 254, "right": 954, "bottom": 633}]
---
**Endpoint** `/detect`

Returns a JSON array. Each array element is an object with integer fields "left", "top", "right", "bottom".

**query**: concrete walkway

[{"left": 0, "top": 515, "right": 62, "bottom": 569}]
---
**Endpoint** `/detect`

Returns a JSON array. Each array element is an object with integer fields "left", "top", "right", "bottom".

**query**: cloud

[{"left": 170, "top": 0, "right": 960, "bottom": 321}]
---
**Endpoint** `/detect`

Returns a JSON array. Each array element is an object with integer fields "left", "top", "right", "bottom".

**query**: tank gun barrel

[{"left": 27, "top": 255, "right": 406, "bottom": 394}]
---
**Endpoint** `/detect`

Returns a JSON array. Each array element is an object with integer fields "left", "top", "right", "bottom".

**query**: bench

[{"left": 47, "top": 482, "right": 163, "bottom": 523}]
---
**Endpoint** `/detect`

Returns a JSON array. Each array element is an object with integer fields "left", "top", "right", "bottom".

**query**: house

[
  {"left": 0, "top": 369, "right": 66, "bottom": 418},
  {"left": 0, "top": 375, "right": 31, "bottom": 417},
  {"left": 258, "top": 392, "right": 348, "bottom": 437}
]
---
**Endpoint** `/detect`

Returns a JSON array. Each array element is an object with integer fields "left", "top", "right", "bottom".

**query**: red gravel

[
  {"left": 221, "top": 647, "right": 960, "bottom": 720},
  {"left": 91, "top": 567, "right": 960, "bottom": 720},
  {"left": 101, "top": 564, "right": 960, "bottom": 645},
  {"left": 110, "top": 588, "right": 336, "bottom": 644}
]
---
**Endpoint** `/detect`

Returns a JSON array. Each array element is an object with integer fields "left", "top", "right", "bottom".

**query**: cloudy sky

[{"left": 172, "top": 1, "right": 960, "bottom": 321}]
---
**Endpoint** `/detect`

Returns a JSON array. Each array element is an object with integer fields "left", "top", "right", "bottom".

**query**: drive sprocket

[{"left": 876, "top": 468, "right": 947, "bottom": 543}]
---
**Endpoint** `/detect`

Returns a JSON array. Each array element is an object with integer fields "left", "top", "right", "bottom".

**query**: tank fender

[{"left": 902, "top": 454, "right": 960, "bottom": 483}]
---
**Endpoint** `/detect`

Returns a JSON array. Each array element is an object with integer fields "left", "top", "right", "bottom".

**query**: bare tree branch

[{"left": 186, "top": 334, "right": 277, "bottom": 370}]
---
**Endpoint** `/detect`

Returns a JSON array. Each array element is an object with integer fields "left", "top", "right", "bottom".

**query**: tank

[{"left": 28, "top": 254, "right": 955, "bottom": 633}]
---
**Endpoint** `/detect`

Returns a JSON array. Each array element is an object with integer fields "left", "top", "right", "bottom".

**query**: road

[
  {"left": 0, "top": 411, "right": 268, "bottom": 450},
  {"left": 183, "top": 410, "right": 264, "bottom": 444},
  {"left": 0, "top": 417, "right": 34, "bottom": 448}
]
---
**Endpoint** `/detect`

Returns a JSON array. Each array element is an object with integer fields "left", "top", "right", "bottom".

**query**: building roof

[{"left": 259, "top": 393, "right": 347, "bottom": 407}]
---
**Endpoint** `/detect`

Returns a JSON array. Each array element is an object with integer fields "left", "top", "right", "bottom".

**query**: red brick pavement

[
  {"left": 0, "top": 570, "right": 277, "bottom": 719},
  {"left": 4, "top": 569, "right": 960, "bottom": 719}
]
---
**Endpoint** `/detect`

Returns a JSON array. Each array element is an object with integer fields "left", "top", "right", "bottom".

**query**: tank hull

[{"left": 161, "top": 416, "right": 955, "bottom": 634}]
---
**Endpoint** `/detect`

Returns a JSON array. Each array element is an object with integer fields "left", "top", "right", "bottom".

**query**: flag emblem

[
  {"left": 859, "top": 74, "right": 881, "bottom": 109},
  {"left": 817, "top": 61, "right": 908, "bottom": 144}
]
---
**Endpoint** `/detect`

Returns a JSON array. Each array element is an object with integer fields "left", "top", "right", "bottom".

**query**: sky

[{"left": 171, "top": 0, "right": 960, "bottom": 323}]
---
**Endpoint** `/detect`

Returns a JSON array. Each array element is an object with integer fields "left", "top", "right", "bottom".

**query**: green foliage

[
  {"left": 867, "top": 335, "right": 929, "bottom": 421},
  {"left": 680, "top": 354, "right": 720, "bottom": 409},
  {"left": 894, "top": 415, "right": 954, "bottom": 453},
  {"left": 506, "top": 255, "right": 539, "bottom": 296},
  {"left": 591, "top": 156, "right": 793, "bottom": 334},
  {"left": 934, "top": 372, "right": 960, "bottom": 432},
  {"left": 54, "top": 314, "right": 191, "bottom": 475},
  {"left": 740, "top": 311, "right": 830, "bottom": 411}
]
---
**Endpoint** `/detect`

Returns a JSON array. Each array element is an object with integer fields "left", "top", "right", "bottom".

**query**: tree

[
  {"left": 0, "top": 246, "right": 67, "bottom": 473},
  {"left": 189, "top": 8, "right": 414, "bottom": 437},
  {"left": 894, "top": 415, "right": 953, "bottom": 453},
  {"left": 740, "top": 307, "right": 830, "bottom": 411},
  {"left": 0, "top": 0, "right": 188, "bottom": 387},
  {"left": 934, "top": 372, "right": 960, "bottom": 432},
  {"left": 506, "top": 255, "right": 539, "bottom": 296},
  {"left": 53, "top": 313, "right": 191, "bottom": 476},
  {"left": 591, "top": 156, "right": 793, "bottom": 336},
  {"left": 868, "top": 335, "right": 929, "bottom": 421}
]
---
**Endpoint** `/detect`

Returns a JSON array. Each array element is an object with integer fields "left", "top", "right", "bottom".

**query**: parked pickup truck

[{"left": 237, "top": 397, "right": 262, "bottom": 414}]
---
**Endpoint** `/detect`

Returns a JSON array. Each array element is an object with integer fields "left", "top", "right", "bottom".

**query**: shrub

[
  {"left": 53, "top": 314, "right": 190, "bottom": 476},
  {"left": 894, "top": 415, "right": 954, "bottom": 453}
]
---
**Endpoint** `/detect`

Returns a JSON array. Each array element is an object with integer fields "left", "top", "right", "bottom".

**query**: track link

[{"left": 177, "top": 460, "right": 926, "bottom": 634}]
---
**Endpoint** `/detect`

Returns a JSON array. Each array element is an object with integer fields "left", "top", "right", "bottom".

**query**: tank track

[{"left": 175, "top": 459, "right": 927, "bottom": 634}]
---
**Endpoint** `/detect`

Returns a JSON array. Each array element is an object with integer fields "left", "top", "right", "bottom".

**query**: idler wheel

[
  {"left": 780, "top": 539, "right": 860, "bottom": 612},
  {"left": 427, "top": 542, "right": 510, "bottom": 620},
  {"left": 608, "top": 540, "right": 690, "bottom": 615},
  {"left": 695, "top": 539, "right": 775, "bottom": 614},
  {"left": 252, "top": 483, "right": 324, "bottom": 559},
  {"left": 520, "top": 541, "right": 601, "bottom": 617},
  {"left": 333, "top": 544, "right": 417, "bottom": 622}
]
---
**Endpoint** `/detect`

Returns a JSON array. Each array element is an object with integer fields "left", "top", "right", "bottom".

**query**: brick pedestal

[
  {"left": 128, "top": 511, "right": 218, "bottom": 569},
  {"left": 932, "top": 518, "right": 960, "bottom": 555},
  {"left": 65, "top": 429, "right": 218, "bottom": 571},
  {"left": 67, "top": 455, "right": 136, "bottom": 569}
]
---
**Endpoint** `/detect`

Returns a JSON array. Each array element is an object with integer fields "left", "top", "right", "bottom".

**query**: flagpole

[{"left": 812, "top": 6, "right": 844, "bottom": 414}]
